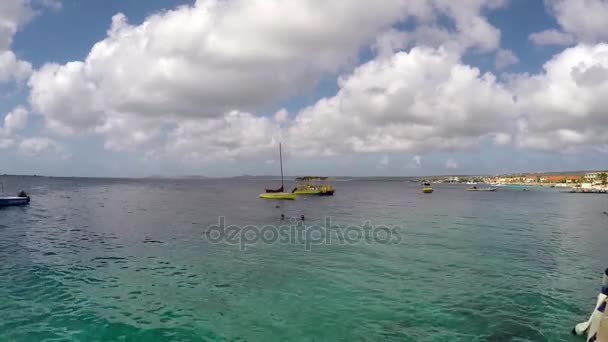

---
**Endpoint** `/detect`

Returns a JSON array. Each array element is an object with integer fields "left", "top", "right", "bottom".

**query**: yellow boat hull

[
  {"left": 259, "top": 193, "right": 297, "bottom": 200},
  {"left": 422, "top": 188, "right": 434, "bottom": 193},
  {"left": 293, "top": 189, "right": 322, "bottom": 195}
]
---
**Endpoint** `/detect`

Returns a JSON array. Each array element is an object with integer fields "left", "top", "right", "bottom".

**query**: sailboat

[{"left": 259, "top": 143, "right": 297, "bottom": 200}]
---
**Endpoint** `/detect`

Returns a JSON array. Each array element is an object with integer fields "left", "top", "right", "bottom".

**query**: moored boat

[
  {"left": 422, "top": 182, "right": 433, "bottom": 193},
  {"left": 260, "top": 143, "right": 297, "bottom": 200},
  {"left": 0, "top": 189, "right": 30, "bottom": 207},
  {"left": 466, "top": 186, "right": 497, "bottom": 192},
  {"left": 292, "top": 177, "right": 335, "bottom": 196},
  {"left": 259, "top": 193, "right": 297, "bottom": 200},
  {"left": 560, "top": 188, "right": 607, "bottom": 194}
]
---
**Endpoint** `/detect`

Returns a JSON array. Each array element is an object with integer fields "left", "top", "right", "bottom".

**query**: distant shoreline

[{"left": 0, "top": 172, "right": 607, "bottom": 183}]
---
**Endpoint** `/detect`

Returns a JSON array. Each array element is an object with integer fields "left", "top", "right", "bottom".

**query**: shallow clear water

[{"left": 1, "top": 176, "right": 608, "bottom": 341}]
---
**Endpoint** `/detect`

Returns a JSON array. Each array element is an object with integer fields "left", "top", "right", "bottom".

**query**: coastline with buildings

[{"left": 424, "top": 171, "right": 608, "bottom": 191}]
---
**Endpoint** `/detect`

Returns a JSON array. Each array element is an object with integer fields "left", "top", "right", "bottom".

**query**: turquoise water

[{"left": 1, "top": 176, "right": 608, "bottom": 341}]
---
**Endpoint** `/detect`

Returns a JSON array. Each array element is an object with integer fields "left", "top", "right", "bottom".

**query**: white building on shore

[{"left": 584, "top": 171, "right": 607, "bottom": 180}]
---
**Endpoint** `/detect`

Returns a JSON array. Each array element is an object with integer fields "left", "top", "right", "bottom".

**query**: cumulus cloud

[
  {"left": 0, "top": 0, "right": 34, "bottom": 84},
  {"left": 413, "top": 155, "right": 422, "bottom": 166},
  {"left": 282, "top": 43, "right": 608, "bottom": 158},
  {"left": 510, "top": 43, "right": 608, "bottom": 150},
  {"left": 0, "top": 138, "right": 15, "bottom": 149},
  {"left": 0, "top": 51, "right": 32, "bottom": 83},
  {"left": 374, "top": 0, "right": 506, "bottom": 56},
  {"left": 163, "top": 111, "right": 281, "bottom": 163},
  {"left": 445, "top": 158, "right": 459, "bottom": 169},
  {"left": 28, "top": 0, "right": 508, "bottom": 157},
  {"left": 495, "top": 49, "right": 519, "bottom": 69},
  {"left": 3, "top": 106, "right": 29, "bottom": 134},
  {"left": 529, "top": 29, "right": 575, "bottom": 46},
  {"left": 288, "top": 47, "right": 516, "bottom": 156},
  {"left": 405, "top": 155, "right": 422, "bottom": 169},
  {"left": 0, "top": 106, "right": 28, "bottom": 149},
  {"left": 531, "top": 0, "right": 608, "bottom": 46},
  {"left": 378, "top": 155, "right": 390, "bottom": 169},
  {"left": 0, "top": 0, "right": 34, "bottom": 50},
  {"left": 493, "top": 132, "right": 512, "bottom": 145},
  {"left": 29, "top": 0, "right": 417, "bottom": 136},
  {"left": 18, "top": 137, "right": 70, "bottom": 159},
  {"left": 15, "top": 0, "right": 608, "bottom": 173}
]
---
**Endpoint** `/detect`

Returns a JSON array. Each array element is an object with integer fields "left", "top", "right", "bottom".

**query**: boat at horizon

[
  {"left": 292, "top": 177, "right": 335, "bottom": 196},
  {"left": 467, "top": 186, "right": 498, "bottom": 192},
  {"left": 560, "top": 188, "right": 607, "bottom": 194},
  {"left": 259, "top": 143, "right": 297, "bottom": 200},
  {"left": 0, "top": 184, "right": 30, "bottom": 207}
]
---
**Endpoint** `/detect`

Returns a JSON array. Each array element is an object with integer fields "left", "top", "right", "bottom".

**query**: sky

[{"left": 2, "top": 0, "right": 608, "bottom": 177}]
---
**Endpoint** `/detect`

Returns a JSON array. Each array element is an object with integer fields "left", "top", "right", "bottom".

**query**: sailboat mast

[{"left": 279, "top": 143, "right": 284, "bottom": 189}]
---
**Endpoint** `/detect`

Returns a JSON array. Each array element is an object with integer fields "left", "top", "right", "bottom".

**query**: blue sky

[{"left": 2, "top": 0, "right": 608, "bottom": 177}]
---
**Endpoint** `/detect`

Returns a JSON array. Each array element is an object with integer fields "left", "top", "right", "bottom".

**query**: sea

[{"left": 1, "top": 175, "right": 608, "bottom": 341}]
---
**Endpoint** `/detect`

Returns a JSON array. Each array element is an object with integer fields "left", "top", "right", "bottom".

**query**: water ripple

[{"left": 0, "top": 178, "right": 606, "bottom": 340}]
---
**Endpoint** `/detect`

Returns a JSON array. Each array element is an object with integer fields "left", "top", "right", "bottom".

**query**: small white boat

[
  {"left": 466, "top": 186, "right": 498, "bottom": 192},
  {"left": 0, "top": 183, "right": 30, "bottom": 207},
  {"left": 0, "top": 196, "right": 30, "bottom": 207}
]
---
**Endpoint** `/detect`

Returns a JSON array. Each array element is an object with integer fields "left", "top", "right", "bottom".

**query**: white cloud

[
  {"left": 510, "top": 43, "right": 608, "bottom": 150},
  {"left": 0, "top": 0, "right": 34, "bottom": 84},
  {"left": 378, "top": 155, "right": 390, "bottom": 169},
  {"left": 273, "top": 109, "right": 289, "bottom": 123},
  {"left": 0, "top": 138, "right": 15, "bottom": 149},
  {"left": 0, "top": 0, "right": 34, "bottom": 51},
  {"left": 18, "top": 137, "right": 70, "bottom": 159},
  {"left": 405, "top": 155, "right": 422, "bottom": 169},
  {"left": 0, "top": 106, "right": 28, "bottom": 150},
  {"left": 29, "top": 61, "right": 103, "bottom": 135},
  {"left": 288, "top": 47, "right": 517, "bottom": 156},
  {"left": 495, "top": 48, "right": 519, "bottom": 69},
  {"left": 493, "top": 132, "right": 512, "bottom": 145},
  {"left": 162, "top": 110, "right": 281, "bottom": 163},
  {"left": 445, "top": 158, "right": 459, "bottom": 169},
  {"left": 3, "top": 106, "right": 28, "bottom": 134},
  {"left": 531, "top": 0, "right": 608, "bottom": 46},
  {"left": 0, "top": 50, "right": 32, "bottom": 83},
  {"left": 529, "top": 29, "right": 575, "bottom": 46},
  {"left": 413, "top": 155, "right": 422, "bottom": 166},
  {"left": 29, "top": 0, "right": 418, "bottom": 137},
  {"left": 28, "top": 0, "right": 507, "bottom": 158},
  {"left": 374, "top": 0, "right": 506, "bottom": 56},
  {"left": 15, "top": 0, "right": 608, "bottom": 174}
]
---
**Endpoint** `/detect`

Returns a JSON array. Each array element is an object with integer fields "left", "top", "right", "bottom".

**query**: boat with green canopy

[
  {"left": 259, "top": 143, "right": 297, "bottom": 200},
  {"left": 292, "top": 177, "right": 335, "bottom": 196}
]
